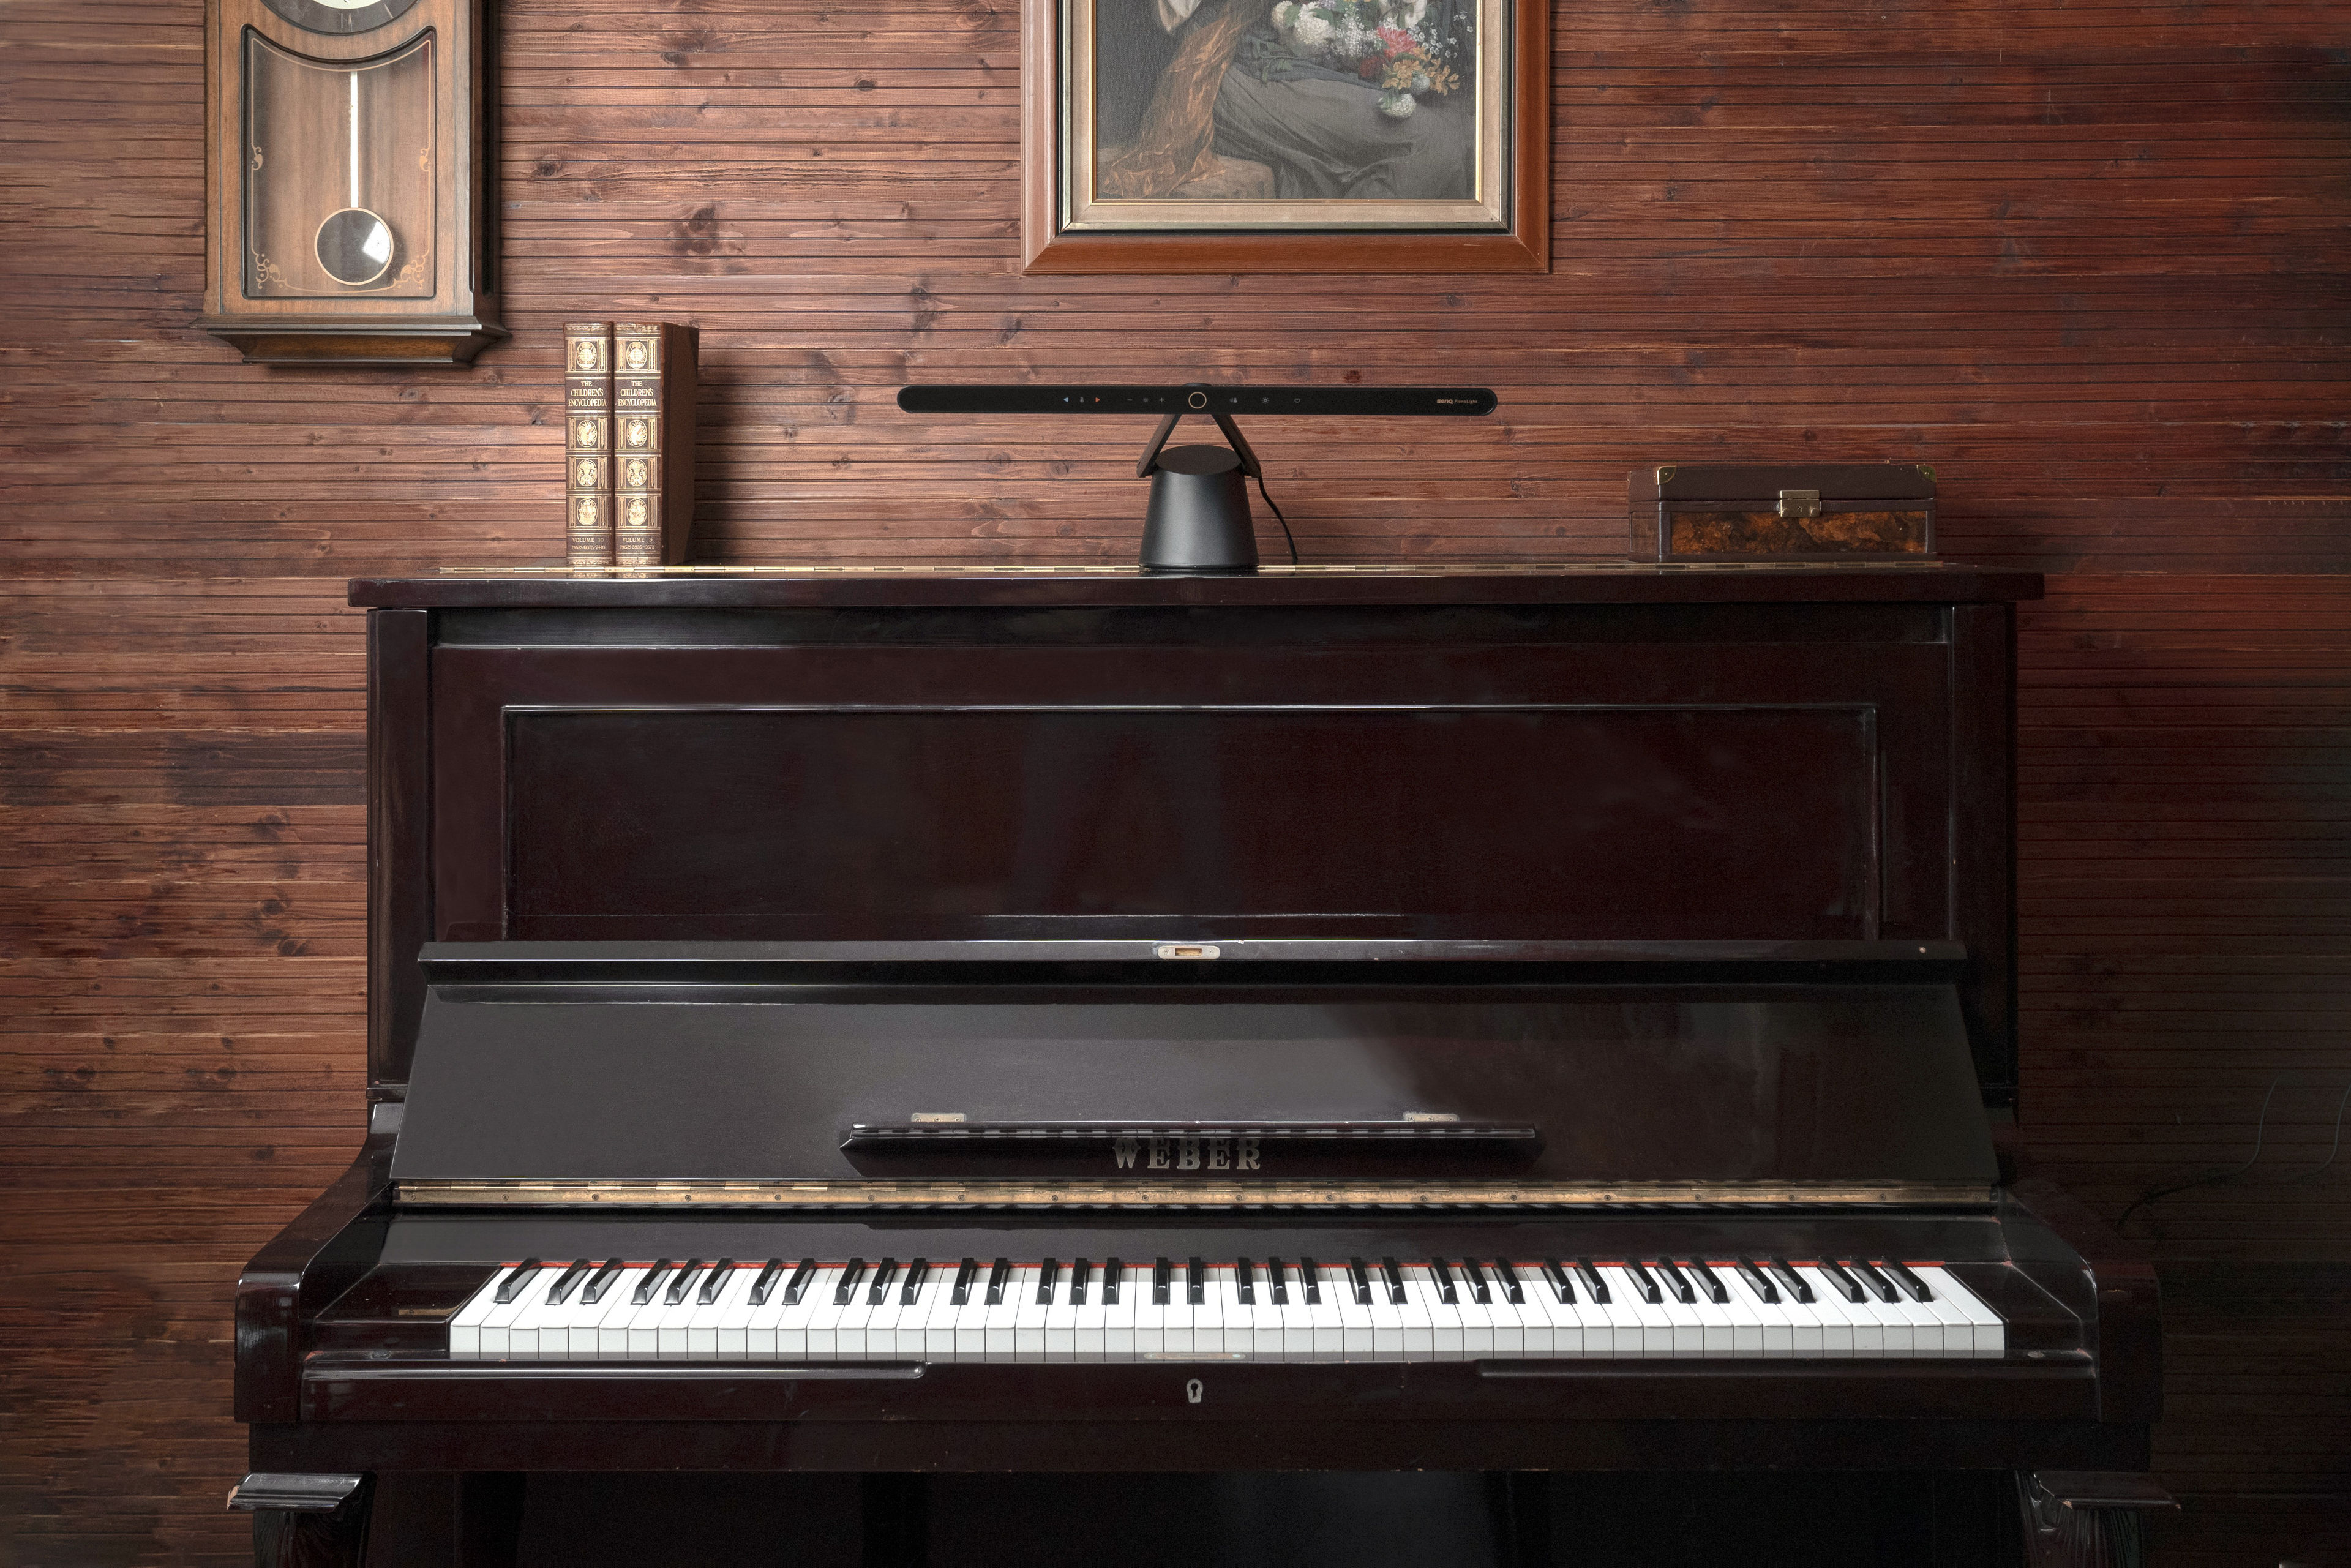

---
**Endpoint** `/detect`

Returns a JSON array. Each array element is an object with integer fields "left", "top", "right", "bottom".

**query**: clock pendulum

[{"left": 314, "top": 66, "right": 395, "bottom": 287}]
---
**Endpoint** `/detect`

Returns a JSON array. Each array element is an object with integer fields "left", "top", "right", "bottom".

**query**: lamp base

[{"left": 1139, "top": 445, "right": 1256, "bottom": 573}]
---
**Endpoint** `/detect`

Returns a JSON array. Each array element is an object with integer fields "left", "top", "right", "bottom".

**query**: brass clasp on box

[{"left": 1776, "top": 489, "right": 1823, "bottom": 520}]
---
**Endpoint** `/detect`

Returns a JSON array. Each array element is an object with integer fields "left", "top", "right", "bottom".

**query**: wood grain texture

[{"left": 1, "top": 0, "right": 2345, "bottom": 1559}]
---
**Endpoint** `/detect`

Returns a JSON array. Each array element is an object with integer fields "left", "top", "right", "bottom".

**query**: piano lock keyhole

[{"left": 1185, "top": 1378, "right": 1204, "bottom": 1405}]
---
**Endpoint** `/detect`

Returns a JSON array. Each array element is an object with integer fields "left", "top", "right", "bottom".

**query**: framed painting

[{"left": 1021, "top": 0, "right": 1549, "bottom": 273}]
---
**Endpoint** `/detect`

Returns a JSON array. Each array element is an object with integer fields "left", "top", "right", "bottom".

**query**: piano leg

[{"left": 2017, "top": 1471, "right": 2178, "bottom": 1568}]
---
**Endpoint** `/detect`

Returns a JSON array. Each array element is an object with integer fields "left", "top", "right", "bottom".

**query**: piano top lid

[
  {"left": 348, "top": 561, "right": 2044, "bottom": 610},
  {"left": 389, "top": 942, "right": 2002, "bottom": 1210}
]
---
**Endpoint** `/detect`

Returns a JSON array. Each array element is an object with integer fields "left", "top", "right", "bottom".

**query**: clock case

[{"left": 199, "top": 0, "right": 505, "bottom": 365}]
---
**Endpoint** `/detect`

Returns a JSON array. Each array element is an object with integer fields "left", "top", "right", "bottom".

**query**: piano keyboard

[{"left": 448, "top": 1255, "right": 2005, "bottom": 1362}]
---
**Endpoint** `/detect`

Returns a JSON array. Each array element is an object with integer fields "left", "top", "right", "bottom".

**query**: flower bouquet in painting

[{"left": 1268, "top": 0, "right": 1464, "bottom": 118}]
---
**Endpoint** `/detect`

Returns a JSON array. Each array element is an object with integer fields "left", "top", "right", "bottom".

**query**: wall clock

[{"left": 199, "top": 0, "right": 504, "bottom": 364}]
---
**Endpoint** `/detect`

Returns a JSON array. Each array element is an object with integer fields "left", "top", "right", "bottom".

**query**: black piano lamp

[{"left": 895, "top": 383, "right": 1499, "bottom": 574}]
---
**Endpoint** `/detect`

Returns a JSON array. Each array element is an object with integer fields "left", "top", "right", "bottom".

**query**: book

[
  {"left": 562, "top": 322, "right": 615, "bottom": 569},
  {"left": 612, "top": 322, "right": 700, "bottom": 567}
]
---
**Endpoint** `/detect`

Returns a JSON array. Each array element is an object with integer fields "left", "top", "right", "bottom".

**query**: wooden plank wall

[{"left": 2, "top": 0, "right": 2345, "bottom": 1560}]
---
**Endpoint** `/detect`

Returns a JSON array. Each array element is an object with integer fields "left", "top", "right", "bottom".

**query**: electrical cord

[
  {"left": 1253, "top": 471, "right": 1299, "bottom": 565},
  {"left": 2115, "top": 1072, "right": 2351, "bottom": 1232}
]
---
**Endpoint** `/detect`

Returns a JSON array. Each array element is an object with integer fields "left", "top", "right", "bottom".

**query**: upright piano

[{"left": 233, "top": 566, "right": 2169, "bottom": 1565}]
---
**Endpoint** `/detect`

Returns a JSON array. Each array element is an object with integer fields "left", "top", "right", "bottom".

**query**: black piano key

[
  {"left": 1152, "top": 1258, "right": 1172, "bottom": 1307},
  {"left": 1428, "top": 1258, "right": 1458, "bottom": 1305},
  {"left": 493, "top": 1259, "right": 543, "bottom": 1304},
  {"left": 1462, "top": 1258, "right": 1492, "bottom": 1305},
  {"left": 1766, "top": 1258, "right": 1815, "bottom": 1304},
  {"left": 666, "top": 1259, "right": 707, "bottom": 1306},
  {"left": 698, "top": 1258, "right": 737, "bottom": 1306},
  {"left": 782, "top": 1258, "right": 818, "bottom": 1307},
  {"left": 1104, "top": 1258, "right": 1123, "bottom": 1305},
  {"left": 870, "top": 1258, "right": 901, "bottom": 1306},
  {"left": 1882, "top": 1261, "right": 1934, "bottom": 1302},
  {"left": 545, "top": 1260, "right": 593, "bottom": 1305},
  {"left": 984, "top": 1257, "right": 1011, "bottom": 1307},
  {"left": 1038, "top": 1259, "right": 1060, "bottom": 1306},
  {"left": 1573, "top": 1258, "right": 1610, "bottom": 1305},
  {"left": 747, "top": 1258, "right": 786, "bottom": 1307},
  {"left": 1847, "top": 1259, "right": 1899, "bottom": 1304},
  {"left": 1685, "top": 1261, "right": 1730, "bottom": 1305},
  {"left": 1070, "top": 1259, "right": 1091, "bottom": 1306},
  {"left": 1733, "top": 1258, "right": 1779, "bottom": 1305},
  {"left": 1623, "top": 1259, "right": 1662, "bottom": 1305},
  {"left": 1236, "top": 1257, "right": 1256, "bottom": 1305},
  {"left": 1542, "top": 1259, "right": 1574, "bottom": 1304},
  {"left": 1650, "top": 1258, "right": 1695, "bottom": 1305},
  {"left": 1300, "top": 1257, "right": 1323, "bottom": 1306},
  {"left": 581, "top": 1257, "right": 627, "bottom": 1306},
  {"left": 900, "top": 1258, "right": 931, "bottom": 1306},
  {"left": 1266, "top": 1258, "right": 1288, "bottom": 1305},
  {"left": 1815, "top": 1258, "right": 1866, "bottom": 1304},
  {"left": 633, "top": 1259, "right": 675, "bottom": 1306},
  {"left": 950, "top": 1258, "right": 979, "bottom": 1307},
  {"left": 1348, "top": 1258, "right": 1373, "bottom": 1307},
  {"left": 1491, "top": 1259, "right": 1525, "bottom": 1305},
  {"left": 1381, "top": 1257, "right": 1407, "bottom": 1306},
  {"left": 1186, "top": 1257, "right": 1205, "bottom": 1307}
]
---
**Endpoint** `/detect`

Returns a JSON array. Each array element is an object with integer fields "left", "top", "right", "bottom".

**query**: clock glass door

[{"left": 242, "top": 29, "right": 436, "bottom": 298}]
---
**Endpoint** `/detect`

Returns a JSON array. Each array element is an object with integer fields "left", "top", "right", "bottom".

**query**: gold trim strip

[{"left": 396, "top": 1179, "right": 1995, "bottom": 1210}]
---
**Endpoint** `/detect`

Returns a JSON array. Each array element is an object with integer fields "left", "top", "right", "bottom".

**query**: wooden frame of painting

[{"left": 1021, "top": 0, "right": 1548, "bottom": 274}]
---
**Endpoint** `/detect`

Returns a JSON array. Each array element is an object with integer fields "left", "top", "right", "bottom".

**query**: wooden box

[{"left": 1630, "top": 464, "right": 1936, "bottom": 563}]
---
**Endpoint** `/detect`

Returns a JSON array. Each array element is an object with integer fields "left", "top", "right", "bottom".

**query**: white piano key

[
  {"left": 1879, "top": 1272, "right": 1946, "bottom": 1357},
  {"left": 1161, "top": 1267, "right": 1196, "bottom": 1356},
  {"left": 1132, "top": 1270, "right": 1168, "bottom": 1357},
  {"left": 1726, "top": 1266, "right": 1794, "bottom": 1359},
  {"left": 1450, "top": 1269, "right": 1498, "bottom": 1359},
  {"left": 478, "top": 1267, "right": 549, "bottom": 1357},
  {"left": 1773, "top": 1274, "right": 1827, "bottom": 1360},
  {"left": 862, "top": 1275, "right": 906, "bottom": 1359},
  {"left": 1103, "top": 1266, "right": 1137, "bottom": 1360},
  {"left": 1517, "top": 1265, "right": 1578, "bottom": 1357},
  {"left": 715, "top": 1266, "right": 768, "bottom": 1359},
  {"left": 1909, "top": 1268, "right": 1987, "bottom": 1357},
  {"left": 1648, "top": 1276, "right": 1708, "bottom": 1358},
  {"left": 686, "top": 1264, "right": 753, "bottom": 1360},
  {"left": 1795, "top": 1267, "right": 1861, "bottom": 1359},
  {"left": 1601, "top": 1268, "right": 1675, "bottom": 1359},
  {"left": 1042, "top": 1269, "right": 1080, "bottom": 1361},
  {"left": 1921, "top": 1267, "right": 2005, "bottom": 1358},
  {"left": 449, "top": 1271, "right": 504, "bottom": 1357},
  {"left": 1071, "top": 1269, "right": 1108, "bottom": 1362},
  {"left": 1274, "top": 1267, "right": 1314, "bottom": 1360},
  {"left": 833, "top": 1275, "right": 880, "bottom": 1360},
  {"left": 1679, "top": 1272, "right": 1737, "bottom": 1357},
  {"left": 1011, "top": 1267, "right": 1048, "bottom": 1362},
  {"left": 1477, "top": 1271, "right": 1524, "bottom": 1358},
  {"left": 1187, "top": 1269, "right": 1223, "bottom": 1356},
  {"left": 1300, "top": 1268, "right": 1347, "bottom": 1362},
  {"left": 1400, "top": 1272, "right": 1445, "bottom": 1360},
  {"left": 1362, "top": 1273, "right": 1402, "bottom": 1362}
]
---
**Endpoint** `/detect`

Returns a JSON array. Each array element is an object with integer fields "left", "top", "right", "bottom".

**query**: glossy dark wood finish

[{"left": 363, "top": 571, "right": 2033, "bottom": 1101}]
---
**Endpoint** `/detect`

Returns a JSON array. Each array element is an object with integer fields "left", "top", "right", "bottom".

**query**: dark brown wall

[{"left": 3, "top": 0, "right": 2345, "bottom": 1561}]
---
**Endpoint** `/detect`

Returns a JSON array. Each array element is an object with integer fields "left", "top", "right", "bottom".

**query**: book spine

[
  {"left": 613, "top": 321, "right": 697, "bottom": 567},
  {"left": 563, "top": 323, "right": 615, "bottom": 569}
]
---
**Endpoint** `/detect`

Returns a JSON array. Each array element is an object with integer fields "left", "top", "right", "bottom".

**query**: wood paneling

[{"left": 1, "top": 0, "right": 2344, "bottom": 1559}]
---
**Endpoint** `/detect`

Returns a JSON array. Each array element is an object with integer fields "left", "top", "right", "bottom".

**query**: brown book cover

[
  {"left": 562, "top": 323, "right": 615, "bottom": 569},
  {"left": 612, "top": 322, "right": 699, "bottom": 567}
]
